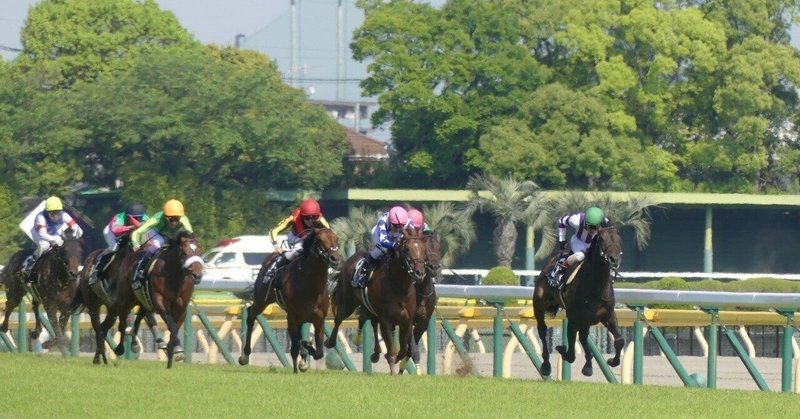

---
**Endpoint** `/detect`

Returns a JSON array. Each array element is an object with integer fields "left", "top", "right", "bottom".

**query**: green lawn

[{"left": 2, "top": 353, "right": 799, "bottom": 418}]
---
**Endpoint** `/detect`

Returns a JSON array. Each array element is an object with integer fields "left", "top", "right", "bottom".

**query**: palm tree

[
  {"left": 533, "top": 191, "right": 656, "bottom": 260},
  {"left": 418, "top": 202, "right": 475, "bottom": 267},
  {"left": 329, "top": 206, "right": 381, "bottom": 256},
  {"left": 464, "top": 173, "right": 545, "bottom": 267}
]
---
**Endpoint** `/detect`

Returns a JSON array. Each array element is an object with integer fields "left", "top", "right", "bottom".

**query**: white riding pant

[
  {"left": 283, "top": 231, "right": 304, "bottom": 261},
  {"left": 567, "top": 234, "right": 590, "bottom": 265}
]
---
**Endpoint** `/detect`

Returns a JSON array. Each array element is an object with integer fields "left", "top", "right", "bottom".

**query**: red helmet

[
  {"left": 299, "top": 199, "right": 321, "bottom": 217},
  {"left": 408, "top": 209, "right": 424, "bottom": 229},
  {"left": 388, "top": 206, "right": 408, "bottom": 226}
]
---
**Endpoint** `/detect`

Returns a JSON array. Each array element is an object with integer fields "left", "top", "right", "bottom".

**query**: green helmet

[{"left": 584, "top": 207, "right": 604, "bottom": 227}]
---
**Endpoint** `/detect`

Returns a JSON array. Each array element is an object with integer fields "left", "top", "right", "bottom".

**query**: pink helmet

[
  {"left": 387, "top": 206, "right": 408, "bottom": 226},
  {"left": 408, "top": 209, "right": 424, "bottom": 229}
]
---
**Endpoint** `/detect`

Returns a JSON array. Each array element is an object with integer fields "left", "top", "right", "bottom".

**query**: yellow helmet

[
  {"left": 163, "top": 199, "right": 185, "bottom": 217},
  {"left": 45, "top": 196, "right": 63, "bottom": 211}
]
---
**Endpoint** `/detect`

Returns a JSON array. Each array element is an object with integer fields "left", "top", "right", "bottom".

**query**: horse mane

[
  {"left": 169, "top": 230, "right": 195, "bottom": 246},
  {"left": 301, "top": 228, "right": 319, "bottom": 251}
]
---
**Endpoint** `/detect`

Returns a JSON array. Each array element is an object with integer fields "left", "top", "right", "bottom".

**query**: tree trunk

[{"left": 494, "top": 220, "right": 517, "bottom": 267}]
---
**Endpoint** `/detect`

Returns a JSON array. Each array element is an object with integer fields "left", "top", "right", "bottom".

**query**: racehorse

[
  {"left": 138, "top": 231, "right": 204, "bottom": 368},
  {"left": 325, "top": 227, "right": 426, "bottom": 374},
  {"left": 0, "top": 231, "right": 82, "bottom": 355},
  {"left": 239, "top": 227, "right": 340, "bottom": 372},
  {"left": 402, "top": 233, "right": 440, "bottom": 373},
  {"left": 72, "top": 237, "right": 166, "bottom": 364},
  {"left": 532, "top": 226, "right": 624, "bottom": 377}
]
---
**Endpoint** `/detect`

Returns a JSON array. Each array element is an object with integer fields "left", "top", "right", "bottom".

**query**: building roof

[{"left": 345, "top": 128, "right": 388, "bottom": 160}]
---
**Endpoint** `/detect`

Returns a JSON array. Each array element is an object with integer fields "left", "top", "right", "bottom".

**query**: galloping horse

[
  {"left": 532, "top": 226, "right": 624, "bottom": 377},
  {"left": 139, "top": 231, "right": 204, "bottom": 368},
  {"left": 72, "top": 237, "right": 165, "bottom": 364},
  {"left": 0, "top": 231, "right": 82, "bottom": 355},
  {"left": 239, "top": 227, "right": 341, "bottom": 373},
  {"left": 402, "top": 233, "right": 440, "bottom": 372},
  {"left": 325, "top": 227, "right": 426, "bottom": 374}
]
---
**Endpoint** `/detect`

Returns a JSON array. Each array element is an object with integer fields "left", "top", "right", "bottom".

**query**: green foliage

[
  {"left": 482, "top": 266, "right": 518, "bottom": 286},
  {"left": 418, "top": 202, "right": 475, "bottom": 267},
  {"left": 329, "top": 206, "right": 383, "bottom": 256},
  {"left": 652, "top": 276, "right": 691, "bottom": 290},
  {"left": 15, "top": 0, "right": 200, "bottom": 88},
  {"left": 354, "top": 0, "right": 800, "bottom": 192},
  {"left": 617, "top": 277, "right": 800, "bottom": 293}
]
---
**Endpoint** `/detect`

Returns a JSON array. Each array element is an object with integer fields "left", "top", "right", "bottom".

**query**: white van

[{"left": 202, "top": 235, "right": 287, "bottom": 286}]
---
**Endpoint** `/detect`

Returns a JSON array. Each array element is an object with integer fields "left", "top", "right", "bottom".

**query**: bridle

[
  {"left": 396, "top": 235, "right": 427, "bottom": 283},
  {"left": 178, "top": 236, "right": 205, "bottom": 284},
  {"left": 595, "top": 227, "right": 622, "bottom": 278},
  {"left": 310, "top": 229, "right": 340, "bottom": 266}
]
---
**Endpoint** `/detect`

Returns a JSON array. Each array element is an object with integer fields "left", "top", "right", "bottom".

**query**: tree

[
  {"left": 417, "top": 202, "right": 475, "bottom": 267},
  {"left": 329, "top": 206, "right": 382, "bottom": 256},
  {"left": 464, "top": 173, "right": 544, "bottom": 267},
  {"left": 15, "top": 0, "right": 199, "bottom": 88}
]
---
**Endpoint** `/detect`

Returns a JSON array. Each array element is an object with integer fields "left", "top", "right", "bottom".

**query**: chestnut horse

[
  {"left": 532, "top": 226, "right": 624, "bottom": 377},
  {"left": 72, "top": 236, "right": 166, "bottom": 364},
  {"left": 1, "top": 231, "right": 82, "bottom": 355},
  {"left": 239, "top": 227, "right": 341, "bottom": 373},
  {"left": 325, "top": 227, "right": 426, "bottom": 374}
]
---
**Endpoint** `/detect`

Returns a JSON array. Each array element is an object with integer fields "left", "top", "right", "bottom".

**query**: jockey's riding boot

[
  {"left": 136, "top": 254, "right": 152, "bottom": 283},
  {"left": 88, "top": 254, "right": 105, "bottom": 286},
  {"left": 353, "top": 255, "right": 377, "bottom": 288},
  {"left": 547, "top": 257, "right": 568, "bottom": 288},
  {"left": 22, "top": 256, "right": 35, "bottom": 284},
  {"left": 267, "top": 254, "right": 286, "bottom": 280}
]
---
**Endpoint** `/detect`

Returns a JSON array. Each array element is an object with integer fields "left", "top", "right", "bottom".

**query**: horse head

[
  {"left": 423, "top": 233, "right": 442, "bottom": 281},
  {"left": 593, "top": 226, "right": 622, "bottom": 273},
  {"left": 57, "top": 231, "right": 84, "bottom": 283},
  {"left": 309, "top": 227, "right": 341, "bottom": 268},
  {"left": 397, "top": 227, "right": 427, "bottom": 282},
  {"left": 172, "top": 232, "right": 205, "bottom": 284}
]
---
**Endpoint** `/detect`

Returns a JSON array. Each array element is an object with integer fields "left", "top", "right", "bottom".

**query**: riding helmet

[
  {"left": 163, "top": 199, "right": 185, "bottom": 217},
  {"left": 45, "top": 196, "right": 63, "bottom": 211},
  {"left": 299, "top": 198, "right": 321, "bottom": 217},
  {"left": 584, "top": 207, "right": 604, "bottom": 227}
]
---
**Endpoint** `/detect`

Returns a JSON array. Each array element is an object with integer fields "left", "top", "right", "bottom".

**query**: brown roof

[{"left": 345, "top": 128, "right": 389, "bottom": 160}]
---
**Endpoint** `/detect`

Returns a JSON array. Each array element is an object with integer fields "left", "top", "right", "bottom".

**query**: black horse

[
  {"left": 1, "top": 231, "right": 82, "bottom": 355},
  {"left": 402, "top": 233, "right": 440, "bottom": 373},
  {"left": 532, "top": 226, "right": 624, "bottom": 377}
]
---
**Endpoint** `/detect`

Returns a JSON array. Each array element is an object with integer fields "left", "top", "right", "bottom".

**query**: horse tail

[{"left": 69, "top": 284, "right": 85, "bottom": 314}]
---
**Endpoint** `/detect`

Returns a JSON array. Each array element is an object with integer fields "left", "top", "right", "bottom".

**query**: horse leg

[
  {"left": 0, "top": 286, "right": 23, "bottom": 333},
  {"left": 309, "top": 316, "right": 325, "bottom": 361},
  {"left": 604, "top": 314, "right": 625, "bottom": 368},
  {"left": 288, "top": 319, "right": 302, "bottom": 373},
  {"left": 324, "top": 281, "right": 355, "bottom": 349},
  {"left": 144, "top": 311, "right": 166, "bottom": 351},
  {"left": 555, "top": 320, "right": 577, "bottom": 364},
  {"left": 578, "top": 327, "right": 593, "bottom": 377},
  {"left": 91, "top": 309, "right": 111, "bottom": 365},
  {"left": 533, "top": 302, "right": 552, "bottom": 376},
  {"left": 129, "top": 311, "right": 146, "bottom": 354},
  {"left": 371, "top": 317, "right": 381, "bottom": 364},
  {"left": 30, "top": 301, "right": 42, "bottom": 341},
  {"left": 239, "top": 302, "right": 261, "bottom": 365},
  {"left": 112, "top": 313, "right": 128, "bottom": 356},
  {"left": 160, "top": 311, "right": 181, "bottom": 369},
  {"left": 51, "top": 305, "right": 69, "bottom": 356},
  {"left": 396, "top": 320, "right": 413, "bottom": 375}
]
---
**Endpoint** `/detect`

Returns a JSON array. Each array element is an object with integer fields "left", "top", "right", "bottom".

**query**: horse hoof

[
  {"left": 370, "top": 353, "right": 380, "bottom": 363},
  {"left": 156, "top": 339, "right": 167, "bottom": 351},
  {"left": 238, "top": 355, "right": 250, "bottom": 366},
  {"left": 582, "top": 366, "right": 593, "bottom": 377},
  {"left": 131, "top": 341, "right": 141, "bottom": 354},
  {"left": 298, "top": 359, "right": 309, "bottom": 372},
  {"left": 173, "top": 346, "right": 185, "bottom": 362},
  {"left": 324, "top": 337, "right": 336, "bottom": 349},
  {"left": 0, "top": 324, "right": 7, "bottom": 333},
  {"left": 113, "top": 345, "right": 125, "bottom": 356},
  {"left": 607, "top": 358, "right": 620, "bottom": 368},
  {"left": 93, "top": 354, "right": 102, "bottom": 365},
  {"left": 540, "top": 363, "right": 551, "bottom": 377},
  {"left": 555, "top": 346, "right": 575, "bottom": 363},
  {"left": 29, "top": 330, "right": 40, "bottom": 340}
]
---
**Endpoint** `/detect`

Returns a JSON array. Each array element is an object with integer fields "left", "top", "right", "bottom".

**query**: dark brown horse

[
  {"left": 325, "top": 227, "right": 426, "bottom": 374},
  {"left": 0, "top": 231, "right": 82, "bottom": 355},
  {"left": 402, "top": 232, "right": 440, "bottom": 373},
  {"left": 72, "top": 237, "right": 166, "bottom": 364},
  {"left": 239, "top": 227, "right": 340, "bottom": 373},
  {"left": 532, "top": 226, "right": 624, "bottom": 377}
]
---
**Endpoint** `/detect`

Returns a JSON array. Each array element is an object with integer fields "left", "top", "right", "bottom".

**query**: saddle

[{"left": 131, "top": 251, "right": 159, "bottom": 312}]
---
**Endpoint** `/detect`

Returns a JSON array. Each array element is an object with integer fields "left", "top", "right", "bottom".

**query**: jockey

[
  {"left": 353, "top": 206, "right": 409, "bottom": 288},
  {"left": 407, "top": 208, "right": 433, "bottom": 235},
  {"left": 23, "top": 196, "right": 84, "bottom": 281},
  {"left": 130, "top": 199, "right": 193, "bottom": 280},
  {"left": 88, "top": 202, "right": 150, "bottom": 286},
  {"left": 264, "top": 198, "right": 330, "bottom": 283},
  {"left": 547, "top": 206, "right": 610, "bottom": 288}
]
